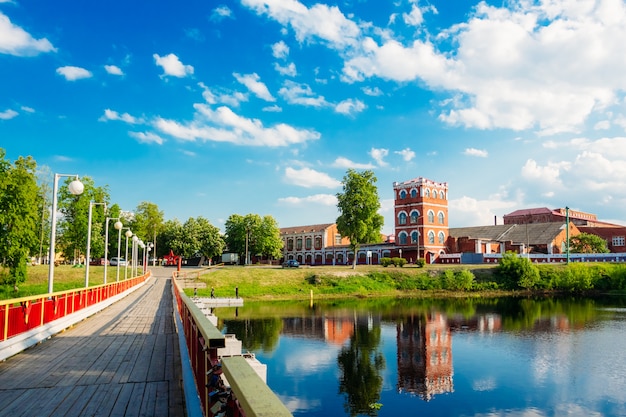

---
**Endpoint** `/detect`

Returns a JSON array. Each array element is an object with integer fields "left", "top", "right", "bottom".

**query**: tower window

[
  {"left": 398, "top": 212, "right": 407, "bottom": 225},
  {"left": 400, "top": 190, "right": 407, "bottom": 199},
  {"left": 428, "top": 231, "right": 435, "bottom": 244},
  {"left": 438, "top": 211, "right": 445, "bottom": 224},
  {"left": 410, "top": 211, "right": 419, "bottom": 223},
  {"left": 428, "top": 210, "right": 435, "bottom": 223},
  {"left": 438, "top": 231, "right": 445, "bottom": 244}
]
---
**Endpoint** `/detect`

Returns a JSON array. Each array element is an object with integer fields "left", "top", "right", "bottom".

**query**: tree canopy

[
  {"left": 336, "top": 169, "right": 384, "bottom": 269},
  {"left": 569, "top": 232, "right": 610, "bottom": 254},
  {"left": 224, "top": 213, "right": 283, "bottom": 264}
]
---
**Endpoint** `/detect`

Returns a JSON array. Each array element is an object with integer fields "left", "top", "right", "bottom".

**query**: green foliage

[
  {"left": 132, "top": 201, "right": 164, "bottom": 246},
  {"left": 336, "top": 169, "right": 384, "bottom": 269},
  {"left": 569, "top": 232, "right": 610, "bottom": 254},
  {"left": 169, "top": 217, "right": 224, "bottom": 259},
  {"left": 380, "top": 257, "right": 392, "bottom": 267},
  {"left": 392, "top": 257, "right": 407, "bottom": 267},
  {"left": 416, "top": 258, "right": 426, "bottom": 268},
  {"left": 497, "top": 252, "right": 540, "bottom": 289},
  {"left": 224, "top": 213, "right": 283, "bottom": 263}
]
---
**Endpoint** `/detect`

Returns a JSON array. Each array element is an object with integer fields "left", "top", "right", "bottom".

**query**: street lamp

[
  {"left": 104, "top": 217, "right": 122, "bottom": 284},
  {"left": 145, "top": 242, "right": 154, "bottom": 274},
  {"left": 138, "top": 241, "right": 145, "bottom": 276},
  {"left": 48, "top": 174, "right": 84, "bottom": 294},
  {"left": 115, "top": 221, "right": 123, "bottom": 282},
  {"left": 85, "top": 201, "right": 106, "bottom": 287},
  {"left": 124, "top": 228, "right": 132, "bottom": 280},
  {"left": 132, "top": 235, "right": 138, "bottom": 277}
]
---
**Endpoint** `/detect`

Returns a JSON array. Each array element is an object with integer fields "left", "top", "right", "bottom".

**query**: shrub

[
  {"left": 380, "top": 257, "right": 392, "bottom": 267},
  {"left": 393, "top": 257, "right": 407, "bottom": 267},
  {"left": 416, "top": 258, "right": 426, "bottom": 268},
  {"left": 441, "top": 269, "right": 475, "bottom": 291},
  {"left": 497, "top": 252, "right": 540, "bottom": 289}
]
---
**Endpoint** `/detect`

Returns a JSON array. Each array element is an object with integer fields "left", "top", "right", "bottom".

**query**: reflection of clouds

[
  {"left": 278, "top": 394, "right": 321, "bottom": 413},
  {"left": 471, "top": 404, "right": 603, "bottom": 417},
  {"left": 283, "top": 342, "right": 340, "bottom": 375},
  {"left": 472, "top": 377, "right": 496, "bottom": 392}
]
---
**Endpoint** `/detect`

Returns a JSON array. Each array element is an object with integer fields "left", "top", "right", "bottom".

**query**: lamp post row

[{"left": 48, "top": 173, "right": 148, "bottom": 294}]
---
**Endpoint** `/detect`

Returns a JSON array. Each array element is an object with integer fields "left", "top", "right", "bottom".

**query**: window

[
  {"left": 315, "top": 237, "right": 322, "bottom": 250},
  {"left": 438, "top": 211, "right": 445, "bottom": 224},
  {"left": 613, "top": 236, "right": 625, "bottom": 246},
  {"left": 287, "top": 239, "right": 293, "bottom": 251},
  {"left": 410, "top": 210, "right": 418, "bottom": 223},
  {"left": 399, "top": 190, "right": 407, "bottom": 199},
  {"left": 296, "top": 238, "right": 302, "bottom": 250},
  {"left": 428, "top": 231, "right": 435, "bottom": 244},
  {"left": 305, "top": 237, "right": 312, "bottom": 250},
  {"left": 411, "top": 231, "right": 418, "bottom": 243},
  {"left": 398, "top": 212, "right": 407, "bottom": 225},
  {"left": 428, "top": 210, "right": 435, "bottom": 223},
  {"left": 410, "top": 189, "right": 417, "bottom": 198},
  {"left": 438, "top": 231, "right": 445, "bottom": 244},
  {"left": 425, "top": 188, "right": 430, "bottom": 198},
  {"left": 439, "top": 190, "right": 445, "bottom": 199},
  {"left": 335, "top": 234, "right": 342, "bottom": 245},
  {"left": 399, "top": 232, "right": 408, "bottom": 244}
]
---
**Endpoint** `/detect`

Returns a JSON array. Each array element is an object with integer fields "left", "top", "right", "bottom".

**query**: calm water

[{"left": 219, "top": 297, "right": 626, "bottom": 417}]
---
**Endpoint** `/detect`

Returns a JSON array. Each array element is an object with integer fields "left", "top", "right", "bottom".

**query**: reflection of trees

[
  {"left": 222, "top": 318, "right": 282, "bottom": 352},
  {"left": 338, "top": 315, "right": 385, "bottom": 417}
]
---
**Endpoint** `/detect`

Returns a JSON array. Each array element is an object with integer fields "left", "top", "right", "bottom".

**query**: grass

[{"left": 0, "top": 264, "right": 134, "bottom": 300}]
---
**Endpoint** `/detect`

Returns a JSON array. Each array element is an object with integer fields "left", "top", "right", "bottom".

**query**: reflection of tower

[{"left": 397, "top": 312, "right": 453, "bottom": 400}]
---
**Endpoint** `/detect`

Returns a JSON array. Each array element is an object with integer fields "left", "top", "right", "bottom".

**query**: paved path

[{"left": 0, "top": 268, "right": 185, "bottom": 417}]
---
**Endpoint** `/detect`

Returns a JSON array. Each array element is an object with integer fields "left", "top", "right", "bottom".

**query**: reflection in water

[{"left": 221, "top": 297, "right": 626, "bottom": 417}]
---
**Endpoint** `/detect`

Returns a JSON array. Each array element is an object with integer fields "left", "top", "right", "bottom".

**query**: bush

[
  {"left": 380, "top": 257, "right": 392, "bottom": 267},
  {"left": 441, "top": 269, "right": 475, "bottom": 291},
  {"left": 416, "top": 258, "right": 426, "bottom": 268},
  {"left": 497, "top": 252, "right": 540, "bottom": 289},
  {"left": 393, "top": 257, "right": 407, "bottom": 267}
]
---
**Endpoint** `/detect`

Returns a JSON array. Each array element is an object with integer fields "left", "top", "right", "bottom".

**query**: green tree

[
  {"left": 336, "top": 169, "right": 384, "bottom": 269},
  {"left": 255, "top": 216, "right": 283, "bottom": 260},
  {"left": 569, "top": 232, "right": 610, "bottom": 254},
  {"left": 131, "top": 201, "right": 164, "bottom": 261},
  {"left": 224, "top": 214, "right": 261, "bottom": 264},
  {"left": 172, "top": 217, "right": 224, "bottom": 260},
  {"left": 157, "top": 219, "right": 183, "bottom": 257},
  {"left": 0, "top": 150, "right": 40, "bottom": 285},
  {"left": 497, "top": 251, "right": 540, "bottom": 289}
]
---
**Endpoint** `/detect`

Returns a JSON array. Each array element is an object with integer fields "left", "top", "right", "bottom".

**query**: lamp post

[
  {"left": 145, "top": 243, "right": 153, "bottom": 274},
  {"left": 138, "top": 241, "right": 145, "bottom": 276},
  {"left": 85, "top": 201, "right": 106, "bottom": 287},
  {"left": 566, "top": 206, "right": 570, "bottom": 264},
  {"left": 124, "top": 228, "right": 132, "bottom": 280},
  {"left": 115, "top": 221, "right": 123, "bottom": 282},
  {"left": 132, "top": 235, "right": 138, "bottom": 277},
  {"left": 48, "top": 174, "right": 84, "bottom": 294},
  {"left": 104, "top": 217, "right": 122, "bottom": 284}
]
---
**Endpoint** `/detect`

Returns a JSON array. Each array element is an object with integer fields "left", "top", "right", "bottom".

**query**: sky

[{"left": 2, "top": 0, "right": 626, "bottom": 235}]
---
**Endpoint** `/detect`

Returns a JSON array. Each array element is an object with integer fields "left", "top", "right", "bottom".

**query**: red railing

[{"left": 0, "top": 273, "right": 150, "bottom": 342}]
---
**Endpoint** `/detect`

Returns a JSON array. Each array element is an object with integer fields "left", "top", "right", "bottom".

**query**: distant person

[
  {"left": 211, "top": 287, "right": 215, "bottom": 298},
  {"left": 235, "top": 286, "right": 239, "bottom": 299}
]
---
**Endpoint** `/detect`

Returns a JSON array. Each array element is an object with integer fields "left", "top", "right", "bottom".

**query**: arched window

[
  {"left": 305, "top": 237, "right": 312, "bottom": 250},
  {"left": 411, "top": 231, "right": 418, "bottom": 243},
  {"left": 410, "top": 210, "right": 419, "bottom": 223},
  {"left": 425, "top": 188, "right": 430, "bottom": 198},
  {"left": 296, "top": 238, "right": 302, "bottom": 250},
  {"left": 287, "top": 239, "right": 293, "bottom": 251},
  {"left": 428, "top": 210, "right": 435, "bottom": 223},
  {"left": 438, "top": 231, "right": 445, "bottom": 244},
  {"left": 399, "top": 232, "right": 408, "bottom": 244},
  {"left": 438, "top": 211, "right": 445, "bottom": 224},
  {"left": 410, "top": 189, "right": 417, "bottom": 198},
  {"left": 428, "top": 231, "right": 435, "bottom": 244},
  {"left": 398, "top": 212, "right": 407, "bottom": 225},
  {"left": 400, "top": 190, "right": 407, "bottom": 199},
  {"left": 439, "top": 190, "right": 445, "bottom": 199},
  {"left": 315, "top": 237, "right": 322, "bottom": 250}
]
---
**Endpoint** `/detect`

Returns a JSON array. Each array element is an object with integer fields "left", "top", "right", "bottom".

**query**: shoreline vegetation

[{"left": 3, "top": 257, "right": 626, "bottom": 301}]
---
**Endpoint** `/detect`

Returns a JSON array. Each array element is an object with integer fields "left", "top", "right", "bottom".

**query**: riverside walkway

[{"left": 0, "top": 268, "right": 185, "bottom": 417}]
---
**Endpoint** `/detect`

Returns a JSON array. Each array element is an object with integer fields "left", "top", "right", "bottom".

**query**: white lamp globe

[
  {"left": 125, "top": 230, "right": 133, "bottom": 238},
  {"left": 68, "top": 179, "right": 84, "bottom": 195},
  {"left": 114, "top": 221, "right": 123, "bottom": 230}
]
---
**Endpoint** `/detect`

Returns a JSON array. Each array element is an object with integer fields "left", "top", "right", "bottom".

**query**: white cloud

[
  {"left": 153, "top": 53, "right": 194, "bottom": 78},
  {"left": 362, "top": 86, "right": 383, "bottom": 96},
  {"left": 403, "top": 4, "right": 424, "bottom": 27},
  {"left": 521, "top": 159, "right": 568, "bottom": 187},
  {"left": 104, "top": 65, "right": 124, "bottom": 75},
  {"left": 395, "top": 148, "right": 415, "bottom": 161},
  {"left": 263, "top": 105, "right": 282, "bottom": 112},
  {"left": 464, "top": 148, "right": 488, "bottom": 158},
  {"left": 332, "top": 157, "right": 375, "bottom": 170},
  {"left": 272, "top": 40, "right": 289, "bottom": 59},
  {"left": 199, "top": 82, "right": 248, "bottom": 107},
  {"left": 278, "top": 193, "right": 337, "bottom": 205},
  {"left": 0, "top": 12, "right": 56, "bottom": 56},
  {"left": 211, "top": 5, "right": 233, "bottom": 21},
  {"left": 20, "top": 106, "right": 34, "bottom": 113},
  {"left": 369, "top": 147, "right": 388, "bottom": 166},
  {"left": 334, "top": 98, "right": 365, "bottom": 115},
  {"left": 449, "top": 195, "right": 518, "bottom": 227},
  {"left": 279, "top": 80, "right": 328, "bottom": 107},
  {"left": 0, "top": 109, "right": 18, "bottom": 120},
  {"left": 274, "top": 62, "right": 297, "bottom": 77},
  {"left": 233, "top": 73, "right": 275, "bottom": 102},
  {"left": 284, "top": 167, "right": 341, "bottom": 188},
  {"left": 129, "top": 131, "right": 164, "bottom": 145},
  {"left": 154, "top": 104, "right": 320, "bottom": 147},
  {"left": 99, "top": 109, "right": 143, "bottom": 124},
  {"left": 56, "top": 66, "right": 92, "bottom": 81}
]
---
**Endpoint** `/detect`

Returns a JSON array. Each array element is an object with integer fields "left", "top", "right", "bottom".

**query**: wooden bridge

[{"left": 0, "top": 269, "right": 185, "bottom": 416}]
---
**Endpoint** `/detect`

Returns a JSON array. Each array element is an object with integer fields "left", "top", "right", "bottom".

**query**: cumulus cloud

[
  {"left": 99, "top": 109, "right": 143, "bottom": 124},
  {"left": 0, "top": 109, "right": 18, "bottom": 120},
  {"left": 332, "top": 157, "right": 375, "bottom": 170},
  {"left": 211, "top": 5, "right": 233, "bottom": 21},
  {"left": 154, "top": 104, "right": 320, "bottom": 147},
  {"left": 370, "top": 147, "right": 388, "bottom": 166},
  {"left": 153, "top": 53, "right": 194, "bottom": 78},
  {"left": 0, "top": 12, "right": 56, "bottom": 56},
  {"left": 274, "top": 62, "right": 297, "bottom": 77},
  {"left": 464, "top": 148, "right": 488, "bottom": 157},
  {"left": 278, "top": 193, "right": 337, "bottom": 205},
  {"left": 272, "top": 40, "right": 289, "bottom": 59},
  {"left": 335, "top": 98, "right": 365, "bottom": 115},
  {"left": 284, "top": 167, "right": 341, "bottom": 188},
  {"left": 234, "top": 73, "right": 275, "bottom": 102},
  {"left": 395, "top": 148, "right": 415, "bottom": 161},
  {"left": 279, "top": 80, "right": 328, "bottom": 107},
  {"left": 56, "top": 66, "right": 92, "bottom": 81},
  {"left": 104, "top": 65, "right": 124, "bottom": 75},
  {"left": 129, "top": 131, "right": 164, "bottom": 145}
]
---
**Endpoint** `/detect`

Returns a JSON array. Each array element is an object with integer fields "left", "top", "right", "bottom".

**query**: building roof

[
  {"left": 503, "top": 207, "right": 553, "bottom": 217},
  {"left": 280, "top": 223, "right": 335, "bottom": 234},
  {"left": 578, "top": 226, "right": 626, "bottom": 240},
  {"left": 449, "top": 222, "right": 569, "bottom": 245}
]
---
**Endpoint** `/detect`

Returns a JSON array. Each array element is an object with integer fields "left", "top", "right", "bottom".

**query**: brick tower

[{"left": 393, "top": 177, "right": 448, "bottom": 263}]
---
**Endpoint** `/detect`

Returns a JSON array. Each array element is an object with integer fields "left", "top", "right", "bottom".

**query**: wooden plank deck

[{"left": 0, "top": 268, "right": 185, "bottom": 417}]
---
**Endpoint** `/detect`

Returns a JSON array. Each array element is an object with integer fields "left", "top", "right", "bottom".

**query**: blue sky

[{"left": 2, "top": 0, "right": 626, "bottom": 235}]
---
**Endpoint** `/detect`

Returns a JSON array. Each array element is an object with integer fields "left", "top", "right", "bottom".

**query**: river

[{"left": 219, "top": 296, "right": 626, "bottom": 417}]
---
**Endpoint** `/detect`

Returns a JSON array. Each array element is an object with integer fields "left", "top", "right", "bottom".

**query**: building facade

[{"left": 393, "top": 177, "right": 449, "bottom": 263}]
